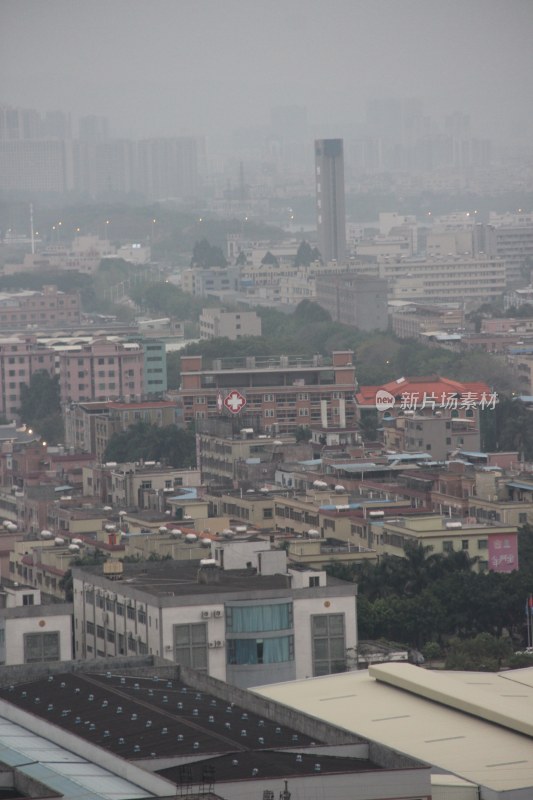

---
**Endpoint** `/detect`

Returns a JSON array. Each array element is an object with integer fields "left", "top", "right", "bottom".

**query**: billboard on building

[{"left": 488, "top": 532, "right": 519, "bottom": 573}]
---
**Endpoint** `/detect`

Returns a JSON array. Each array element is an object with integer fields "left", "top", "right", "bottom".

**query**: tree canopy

[
  {"left": 190, "top": 239, "right": 227, "bottom": 268},
  {"left": 294, "top": 240, "right": 322, "bottom": 267},
  {"left": 104, "top": 421, "right": 196, "bottom": 467},
  {"left": 19, "top": 371, "right": 64, "bottom": 444},
  {"left": 261, "top": 251, "right": 279, "bottom": 266},
  {"left": 326, "top": 529, "right": 533, "bottom": 658}
]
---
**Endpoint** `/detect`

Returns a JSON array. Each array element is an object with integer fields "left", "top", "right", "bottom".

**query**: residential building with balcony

[
  {"left": 0, "top": 286, "right": 81, "bottom": 330},
  {"left": 65, "top": 399, "right": 177, "bottom": 459},
  {"left": 177, "top": 350, "right": 357, "bottom": 434},
  {"left": 58, "top": 339, "right": 144, "bottom": 404},
  {"left": 195, "top": 419, "right": 306, "bottom": 487},
  {"left": 0, "top": 336, "right": 55, "bottom": 418}
]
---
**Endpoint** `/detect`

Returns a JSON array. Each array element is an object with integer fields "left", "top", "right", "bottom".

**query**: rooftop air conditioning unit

[
  {"left": 213, "top": 610, "right": 222, "bottom": 618},
  {"left": 201, "top": 610, "right": 211, "bottom": 618}
]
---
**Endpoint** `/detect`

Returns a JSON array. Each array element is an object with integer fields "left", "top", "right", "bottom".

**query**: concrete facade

[
  {"left": 315, "top": 273, "right": 388, "bottom": 331},
  {"left": 59, "top": 339, "right": 144, "bottom": 404},
  {"left": 315, "top": 139, "right": 346, "bottom": 263},
  {"left": 72, "top": 558, "right": 357, "bottom": 689},
  {"left": 177, "top": 350, "right": 357, "bottom": 434},
  {"left": 199, "top": 308, "right": 261, "bottom": 340}
]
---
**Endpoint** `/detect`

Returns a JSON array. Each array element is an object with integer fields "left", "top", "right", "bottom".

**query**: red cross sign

[{"left": 224, "top": 390, "right": 247, "bottom": 414}]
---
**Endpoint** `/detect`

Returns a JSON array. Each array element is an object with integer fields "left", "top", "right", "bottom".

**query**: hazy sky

[{"left": 1, "top": 0, "right": 532, "bottom": 141}]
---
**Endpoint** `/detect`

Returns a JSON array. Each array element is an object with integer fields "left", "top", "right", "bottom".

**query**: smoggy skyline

[{"left": 1, "top": 0, "right": 533, "bottom": 144}]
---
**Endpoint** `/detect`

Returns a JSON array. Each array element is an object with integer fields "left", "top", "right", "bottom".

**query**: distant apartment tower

[
  {"left": 58, "top": 340, "right": 144, "bottom": 404},
  {"left": 315, "top": 139, "right": 346, "bottom": 264}
]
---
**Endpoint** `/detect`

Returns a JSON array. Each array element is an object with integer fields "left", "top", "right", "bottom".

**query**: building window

[
  {"left": 263, "top": 394, "right": 274, "bottom": 402},
  {"left": 116, "top": 602, "right": 124, "bottom": 616},
  {"left": 23, "top": 632, "right": 60, "bottom": 663},
  {"left": 173, "top": 623, "right": 208, "bottom": 672},
  {"left": 106, "top": 629, "right": 115, "bottom": 644},
  {"left": 309, "top": 576, "right": 320, "bottom": 587},
  {"left": 22, "top": 594, "right": 34, "bottom": 606},
  {"left": 311, "top": 614, "right": 346, "bottom": 676},
  {"left": 86, "top": 621, "right": 95, "bottom": 635},
  {"left": 478, "top": 539, "right": 488, "bottom": 550},
  {"left": 443, "top": 541, "right": 453, "bottom": 553},
  {"left": 519, "top": 513, "right": 527, "bottom": 524},
  {"left": 227, "top": 635, "right": 294, "bottom": 665},
  {"left": 462, "top": 540, "right": 469, "bottom": 550},
  {"left": 138, "top": 608, "right": 146, "bottom": 624},
  {"left": 127, "top": 605, "right": 136, "bottom": 620},
  {"left": 226, "top": 603, "right": 293, "bottom": 633},
  {"left": 264, "top": 409, "right": 275, "bottom": 418},
  {"left": 298, "top": 408, "right": 309, "bottom": 416}
]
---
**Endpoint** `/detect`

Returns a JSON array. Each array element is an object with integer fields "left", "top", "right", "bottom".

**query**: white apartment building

[
  {"left": 377, "top": 255, "right": 506, "bottom": 305},
  {"left": 199, "top": 308, "right": 261, "bottom": 340},
  {"left": 72, "top": 554, "right": 357, "bottom": 690}
]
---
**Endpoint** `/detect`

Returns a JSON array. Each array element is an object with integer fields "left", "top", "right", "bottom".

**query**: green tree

[
  {"left": 104, "top": 422, "right": 196, "bottom": 467},
  {"left": 294, "top": 425, "right": 312, "bottom": 442},
  {"left": 293, "top": 299, "right": 331, "bottom": 324},
  {"left": 358, "top": 408, "right": 378, "bottom": 441},
  {"left": 190, "top": 239, "right": 227, "bottom": 267},
  {"left": 19, "top": 371, "right": 64, "bottom": 444},
  {"left": 294, "top": 241, "right": 321, "bottom": 267},
  {"left": 445, "top": 632, "right": 513, "bottom": 671},
  {"left": 261, "top": 251, "right": 279, "bottom": 266},
  {"left": 422, "top": 641, "right": 441, "bottom": 667}
]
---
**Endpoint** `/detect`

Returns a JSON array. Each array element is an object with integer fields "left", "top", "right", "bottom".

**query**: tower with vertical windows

[{"left": 315, "top": 139, "right": 346, "bottom": 264}]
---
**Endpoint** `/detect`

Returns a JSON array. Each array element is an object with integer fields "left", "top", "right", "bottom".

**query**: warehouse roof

[{"left": 253, "top": 663, "right": 533, "bottom": 794}]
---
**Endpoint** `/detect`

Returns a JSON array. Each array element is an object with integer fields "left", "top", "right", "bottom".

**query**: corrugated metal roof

[{"left": 0, "top": 716, "right": 154, "bottom": 800}]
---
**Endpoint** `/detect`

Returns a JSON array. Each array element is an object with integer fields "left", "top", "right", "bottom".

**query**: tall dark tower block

[{"left": 315, "top": 138, "right": 346, "bottom": 263}]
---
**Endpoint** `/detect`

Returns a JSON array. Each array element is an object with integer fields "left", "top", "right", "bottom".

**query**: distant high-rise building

[
  {"left": 78, "top": 114, "right": 110, "bottom": 141},
  {"left": 43, "top": 110, "right": 71, "bottom": 140},
  {"left": 136, "top": 137, "right": 199, "bottom": 201},
  {"left": 315, "top": 139, "right": 346, "bottom": 263}
]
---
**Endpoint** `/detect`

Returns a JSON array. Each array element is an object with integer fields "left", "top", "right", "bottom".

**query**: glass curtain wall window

[
  {"left": 174, "top": 622, "right": 208, "bottom": 672},
  {"left": 311, "top": 614, "right": 346, "bottom": 676},
  {"left": 24, "top": 632, "right": 60, "bottom": 663},
  {"left": 228, "top": 635, "right": 294, "bottom": 665},
  {"left": 226, "top": 603, "right": 293, "bottom": 633}
]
